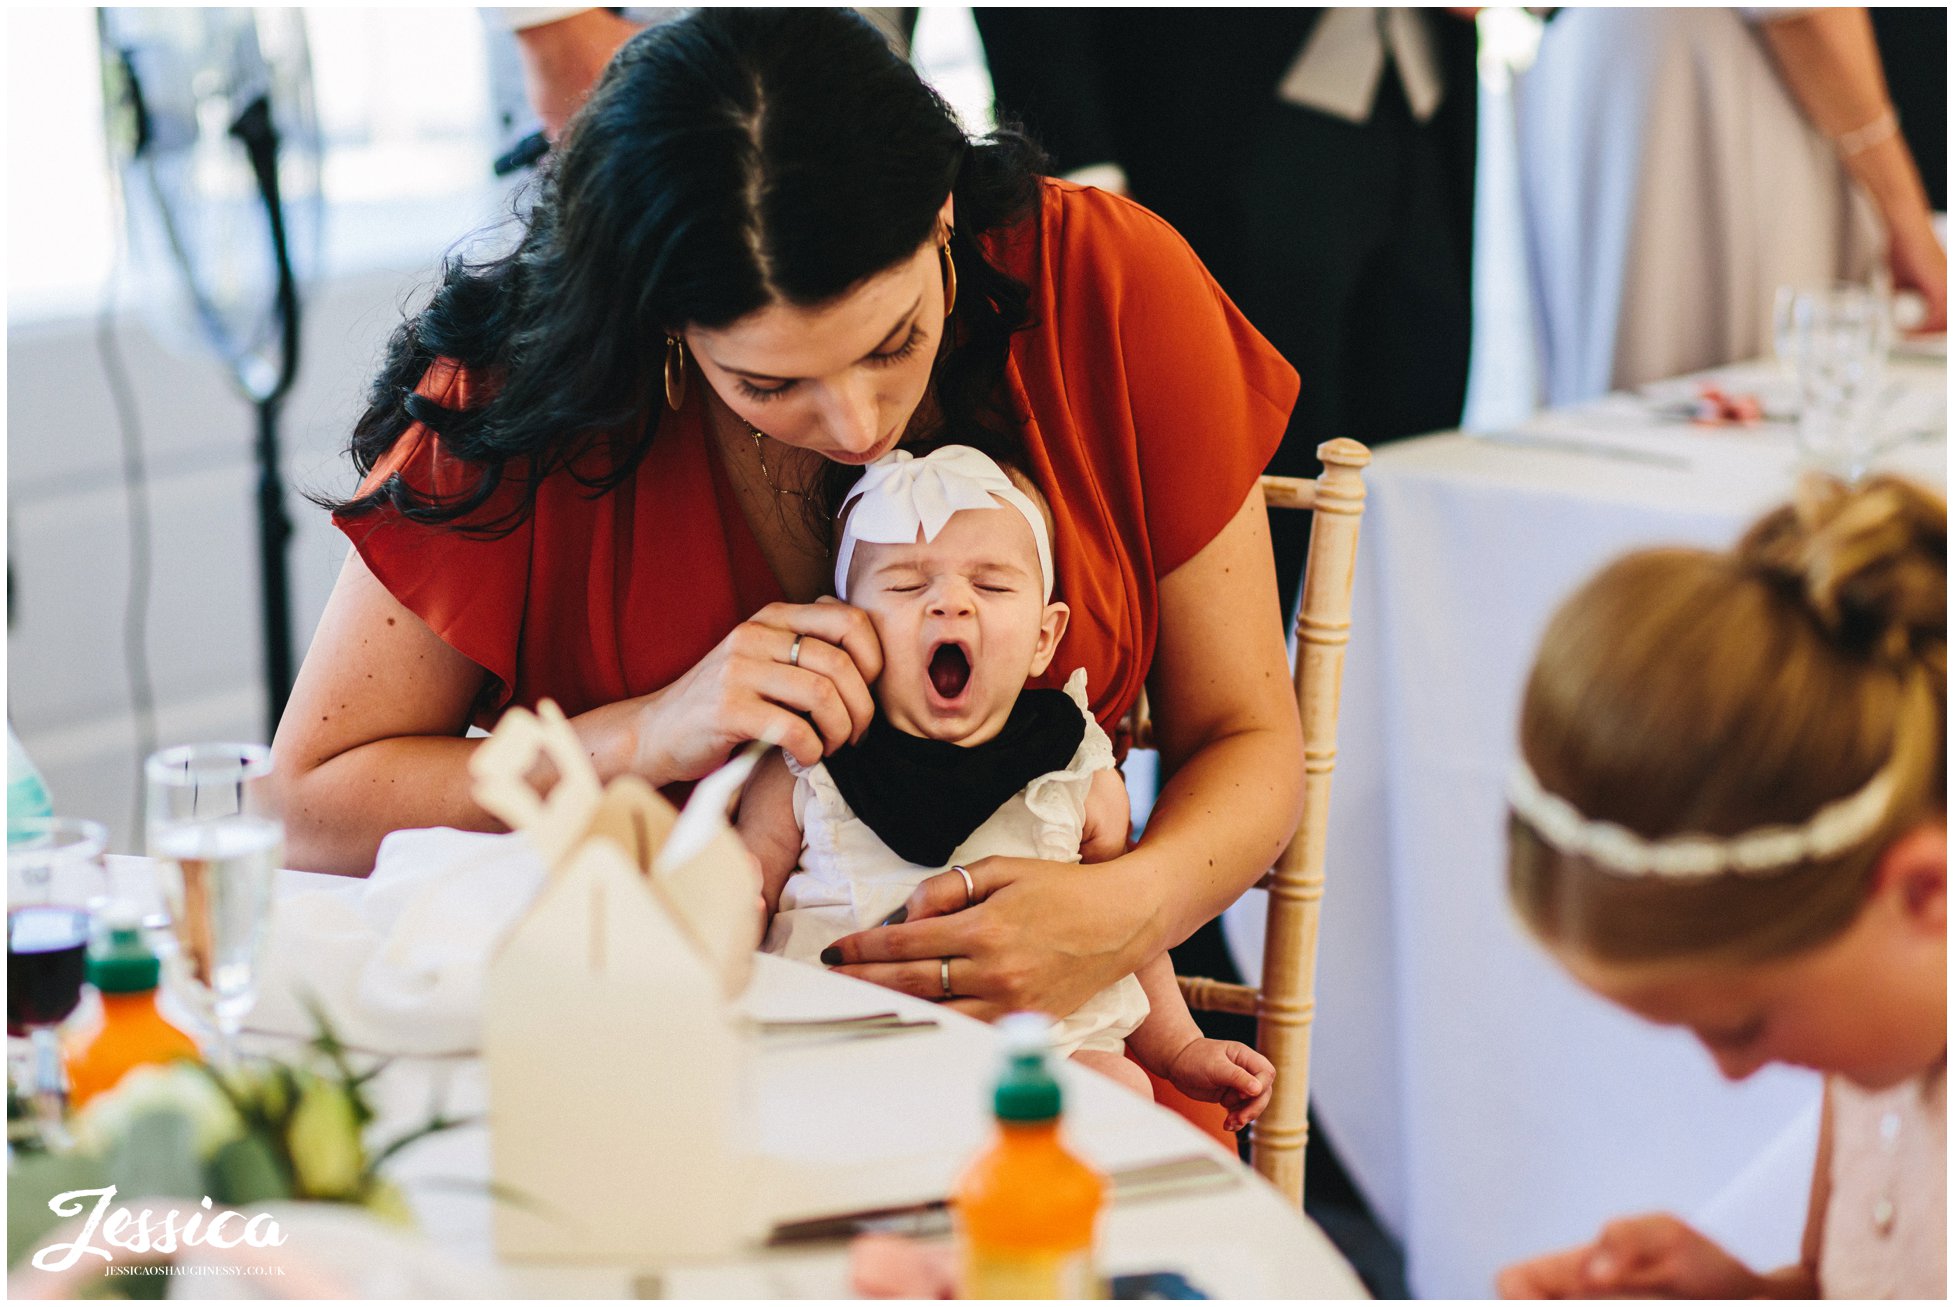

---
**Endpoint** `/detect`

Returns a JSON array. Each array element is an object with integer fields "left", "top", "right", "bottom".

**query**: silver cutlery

[
  {"left": 764, "top": 1152, "right": 1239, "bottom": 1245},
  {"left": 1472, "top": 430, "right": 1692, "bottom": 469}
]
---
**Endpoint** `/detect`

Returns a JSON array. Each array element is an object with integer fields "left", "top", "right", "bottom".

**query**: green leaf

[
  {"left": 203, "top": 1134, "right": 290, "bottom": 1207},
  {"left": 104, "top": 1108, "right": 204, "bottom": 1200},
  {"left": 361, "top": 1111, "right": 480, "bottom": 1181},
  {"left": 8, "top": 1151, "right": 111, "bottom": 1270}
]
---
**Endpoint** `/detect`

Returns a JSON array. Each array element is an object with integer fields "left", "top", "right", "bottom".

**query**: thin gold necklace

[{"left": 743, "top": 421, "right": 821, "bottom": 507}]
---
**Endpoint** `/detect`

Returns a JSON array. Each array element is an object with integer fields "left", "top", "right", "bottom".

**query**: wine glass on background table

[
  {"left": 144, "top": 744, "right": 281, "bottom": 1067},
  {"left": 1776, "top": 282, "right": 1894, "bottom": 481},
  {"left": 8, "top": 818, "right": 109, "bottom": 1147}
]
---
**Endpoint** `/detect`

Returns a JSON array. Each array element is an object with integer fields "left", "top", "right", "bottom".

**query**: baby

[{"left": 738, "top": 445, "right": 1273, "bottom": 1128}]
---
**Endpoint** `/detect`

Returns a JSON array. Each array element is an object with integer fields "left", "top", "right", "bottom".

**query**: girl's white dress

[
  {"left": 1817, "top": 1066, "right": 1945, "bottom": 1298},
  {"left": 762, "top": 669, "right": 1150, "bottom": 1059}
]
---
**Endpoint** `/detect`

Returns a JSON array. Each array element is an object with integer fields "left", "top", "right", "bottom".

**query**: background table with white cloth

[{"left": 1225, "top": 353, "right": 1947, "bottom": 1298}]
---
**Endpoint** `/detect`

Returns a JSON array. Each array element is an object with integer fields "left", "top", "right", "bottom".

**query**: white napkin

[{"left": 253, "top": 828, "right": 546, "bottom": 1055}]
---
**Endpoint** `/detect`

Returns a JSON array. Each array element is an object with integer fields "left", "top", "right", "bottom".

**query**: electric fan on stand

[{"left": 98, "top": 8, "right": 323, "bottom": 741}]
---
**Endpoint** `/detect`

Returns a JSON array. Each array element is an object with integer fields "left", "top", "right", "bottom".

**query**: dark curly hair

[{"left": 325, "top": 8, "right": 1047, "bottom": 536}]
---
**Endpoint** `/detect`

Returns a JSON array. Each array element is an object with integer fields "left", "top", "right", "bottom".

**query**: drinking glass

[
  {"left": 8, "top": 817, "right": 109, "bottom": 1147},
  {"left": 1774, "top": 282, "right": 1894, "bottom": 480},
  {"left": 144, "top": 743, "right": 281, "bottom": 1066}
]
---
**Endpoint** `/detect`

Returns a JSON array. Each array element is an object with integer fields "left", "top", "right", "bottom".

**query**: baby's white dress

[{"left": 762, "top": 669, "right": 1150, "bottom": 1058}]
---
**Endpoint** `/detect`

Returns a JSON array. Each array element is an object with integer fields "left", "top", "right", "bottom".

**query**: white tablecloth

[
  {"left": 1225, "top": 356, "right": 1946, "bottom": 1297},
  {"left": 195, "top": 866, "right": 1366, "bottom": 1299}
]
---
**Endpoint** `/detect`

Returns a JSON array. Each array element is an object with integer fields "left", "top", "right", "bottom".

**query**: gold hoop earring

[
  {"left": 939, "top": 239, "right": 957, "bottom": 319},
  {"left": 664, "top": 333, "right": 687, "bottom": 411}
]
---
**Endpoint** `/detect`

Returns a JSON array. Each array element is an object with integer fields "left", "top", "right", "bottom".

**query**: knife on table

[{"left": 764, "top": 1153, "right": 1239, "bottom": 1245}]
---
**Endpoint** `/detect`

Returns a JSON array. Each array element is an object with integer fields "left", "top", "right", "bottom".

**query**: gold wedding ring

[
  {"left": 788, "top": 634, "right": 804, "bottom": 668},
  {"left": 951, "top": 864, "right": 975, "bottom": 908},
  {"left": 940, "top": 957, "right": 953, "bottom": 1000}
]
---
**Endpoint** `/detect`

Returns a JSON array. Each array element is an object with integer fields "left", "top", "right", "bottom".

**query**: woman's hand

[
  {"left": 615, "top": 597, "right": 882, "bottom": 787},
  {"left": 1888, "top": 214, "right": 1948, "bottom": 335},
  {"left": 822, "top": 855, "right": 1157, "bottom": 1022},
  {"left": 1496, "top": 1216, "right": 1766, "bottom": 1299}
]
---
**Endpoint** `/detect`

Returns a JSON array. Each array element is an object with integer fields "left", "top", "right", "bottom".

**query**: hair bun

[{"left": 1739, "top": 474, "right": 1946, "bottom": 672}]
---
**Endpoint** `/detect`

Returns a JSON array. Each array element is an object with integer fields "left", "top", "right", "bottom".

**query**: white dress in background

[
  {"left": 1514, "top": 7, "right": 1880, "bottom": 404},
  {"left": 763, "top": 669, "right": 1150, "bottom": 1059}
]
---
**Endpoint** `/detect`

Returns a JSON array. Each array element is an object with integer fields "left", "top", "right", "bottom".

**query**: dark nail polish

[{"left": 820, "top": 947, "right": 842, "bottom": 966}]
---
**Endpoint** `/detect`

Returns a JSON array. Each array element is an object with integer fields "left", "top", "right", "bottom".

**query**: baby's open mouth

[{"left": 927, "top": 642, "right": 972, "bottom": 702}]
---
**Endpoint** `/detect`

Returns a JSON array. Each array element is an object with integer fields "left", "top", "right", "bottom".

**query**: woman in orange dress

[{"left": 274, "top": 8, "right": 1303, "bottom": 1024}]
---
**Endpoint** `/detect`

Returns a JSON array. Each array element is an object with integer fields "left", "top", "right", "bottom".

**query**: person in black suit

[
  {"left": 973, "top": 8, "right": 1478, "bottom": 627},
  {"left": 1870, "top": 6, "right": 1946, "bottom": 211}
]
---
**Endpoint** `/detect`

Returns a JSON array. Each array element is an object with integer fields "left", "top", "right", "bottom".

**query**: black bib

[{"left": 822, "top": 689, "right": 1087, "bottom": 868}]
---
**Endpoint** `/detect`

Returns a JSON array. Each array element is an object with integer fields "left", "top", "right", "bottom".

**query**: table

[
  {"left": 1223, "top": 355, "right": 1946, "bottom": 1297},
  {"left": 105, "top": 862, "right": 1367, "bottom": 1299}
]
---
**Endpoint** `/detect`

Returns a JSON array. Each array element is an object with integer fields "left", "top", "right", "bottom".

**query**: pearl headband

[
  {"left": 1506, "top": 755, "right": 1902, "bottom": 880},
  {"left": 834, "top": 446, "right": 1054, "bottom": 603}
]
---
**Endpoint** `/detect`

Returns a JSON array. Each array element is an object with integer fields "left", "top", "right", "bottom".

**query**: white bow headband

[
  {"left": 1506, "top": 755, "right": 1901, "bottom": 879},
  {"left": 834, "top": 446, "right": 1054, "bottom": 603}
]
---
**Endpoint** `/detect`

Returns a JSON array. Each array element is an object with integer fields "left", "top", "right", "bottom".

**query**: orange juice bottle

[
  {"left": 64, "top": 923, "right": 199, "bottom": 1107},
  {"left": 954, "top": 1013, "right": 1107, "bottom": 1298}
]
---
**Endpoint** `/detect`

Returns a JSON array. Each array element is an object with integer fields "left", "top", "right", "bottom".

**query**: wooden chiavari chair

[{"left": 1128, "top": 437, "right": 1371, "bottom": 1205}]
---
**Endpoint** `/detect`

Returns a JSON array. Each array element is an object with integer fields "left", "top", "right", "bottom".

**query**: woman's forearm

[
  {"left": 281, "top": 698, "right": 681, "bottom": 875},
  {"left": 281, "top": 736, "right": 500, "bottom": 875},
  {"left": 1119, "top": 722, "right": 1305, "bottom": 960},
  {"left": 1125, "top": 481, "right": 1306, "bottom": 964},
  {"left": 1760, "top": 9, "right": 1933, "bottom": 233}
]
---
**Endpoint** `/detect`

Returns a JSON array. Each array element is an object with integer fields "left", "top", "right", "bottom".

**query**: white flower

[{"left": 71, "top": 1063, "right": 242, "bottom": 1158}]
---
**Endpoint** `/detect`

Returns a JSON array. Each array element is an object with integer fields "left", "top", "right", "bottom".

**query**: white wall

[{"left": 8, "top": 259, "right": 456, "bottom": 853}]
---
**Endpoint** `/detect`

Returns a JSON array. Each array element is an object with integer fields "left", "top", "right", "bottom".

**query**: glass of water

[
  {"left": 144, "top": 743, "right": 281, "bottom": 1065},
  {"left": 1775, "top": 283, "right": 1893, "bottom": 480}
]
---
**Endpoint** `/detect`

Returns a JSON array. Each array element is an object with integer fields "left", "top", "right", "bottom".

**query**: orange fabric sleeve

[
  {"left": 1090, "top": 195, "right": 1299, "bottom": 578},
  {"left": 331, "top": 360, "right": 531, "bottom": 722},
  {"left": 999, "top": 181, "right": 1300, "bottom": 732}
]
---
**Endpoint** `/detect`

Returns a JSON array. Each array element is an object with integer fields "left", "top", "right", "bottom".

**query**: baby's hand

[
  {"left": 1080, "top": 768, "right": 1131, "bottom": 863},
  {"left": 1164, "top": 1038, "right": 1275, "bottom": 1133}
]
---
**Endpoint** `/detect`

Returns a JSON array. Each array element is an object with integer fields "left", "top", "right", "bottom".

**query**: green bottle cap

[
  {"left": 87, "top": 924, "right": 162, "bottom": 993},
  {"left": 993, "top": 1013, "right": 1062, "bottom": 1122}
]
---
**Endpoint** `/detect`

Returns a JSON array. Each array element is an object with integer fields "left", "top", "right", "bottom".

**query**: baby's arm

[
  {"left": 734, "top": 749, "right": 802, "bottom": 919},
  {"left": 1080, "top": 767, "right": 1131, "bottom": 863},
  {"left": 1124, "top": 952, "right": 1274, "bottom": 1133}
]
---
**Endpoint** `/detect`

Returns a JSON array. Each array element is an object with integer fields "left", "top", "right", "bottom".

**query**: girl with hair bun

[{"left": 1498, "top": 475, "right": 1946, "bottom": 1299}]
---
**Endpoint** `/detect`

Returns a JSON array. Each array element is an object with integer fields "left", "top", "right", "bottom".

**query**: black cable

[{"left": 95, "top": 257, "right": 159, "bottom": 843}]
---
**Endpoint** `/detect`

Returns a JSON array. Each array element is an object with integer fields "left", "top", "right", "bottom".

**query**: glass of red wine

[{"left": 8, "top": 817, "right": 109, "bottom": 1148}]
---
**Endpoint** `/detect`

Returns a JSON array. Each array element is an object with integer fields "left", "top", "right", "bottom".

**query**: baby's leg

[{"left": 1071, "top": 1045, "right": 1154, "bottom": 1100}]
